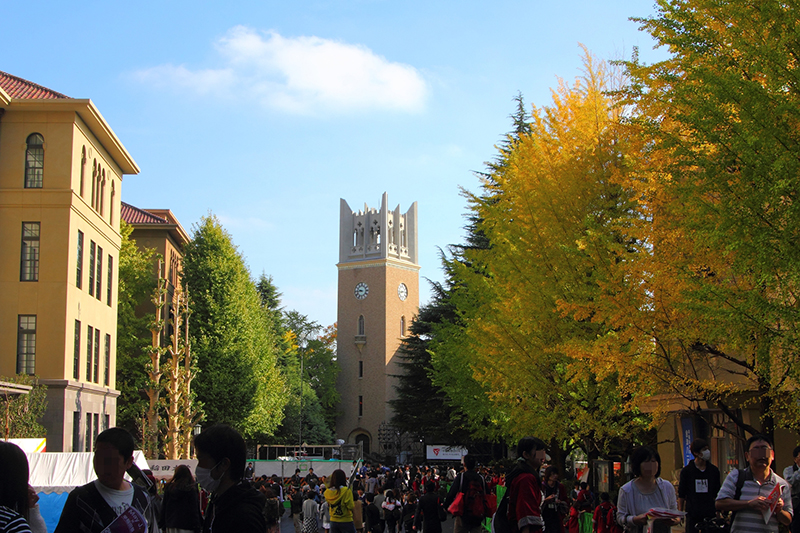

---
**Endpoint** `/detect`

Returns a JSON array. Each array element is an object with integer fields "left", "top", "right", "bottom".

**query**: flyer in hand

[
  {"left": 646, "top": 507, "right": 685, "bottom": 519},
  {"left": 100, "top": 505, "right": 147, "bottom": 533},
  {"left": 645, "top": 508, "right": 686, "bottom": 533},
  {"left": 762, "top": 483, "right": 783, "bottom": 524}
]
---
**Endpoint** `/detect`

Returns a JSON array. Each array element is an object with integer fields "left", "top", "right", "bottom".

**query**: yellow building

[
  {"left": 120, "top": 202, "right": 189, "bottom": 337},
  {"left": 0, "top": 71, "right": 139, "bottom": 451},
  {"left": 335, "top": 193, "right": 419, "bottom": 455}
]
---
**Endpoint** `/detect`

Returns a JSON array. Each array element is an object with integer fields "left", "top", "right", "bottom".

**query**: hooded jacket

[
  {"left": 506, "top": 459, "right": 544, "bottom": 533},
  {"left": 324, "top": 486, "right": 355, "bottom": 523}
]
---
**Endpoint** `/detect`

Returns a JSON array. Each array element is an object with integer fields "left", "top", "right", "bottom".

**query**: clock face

[
  {"left": 398, "top": 283, "right": 408, "bottom": 301},
  {"left": 354, "top": 282, "right": 369, "bottom": 300}
]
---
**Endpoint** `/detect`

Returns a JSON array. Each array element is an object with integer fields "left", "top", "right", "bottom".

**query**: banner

[
  {"left": 10, "top": 438, "right": 46, "bottom": 453},
  {"left": 148, "top": 459, "right": 198, "bottom": 479},
  {"left": 680, "top": 418, "right": 694, "bottom": 466},
  {"left": 426, "top": 445, "right": 467, "bottom": 460}
]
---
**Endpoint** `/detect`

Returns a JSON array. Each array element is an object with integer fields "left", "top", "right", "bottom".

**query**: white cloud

[
  {"left": 131, "top": 26, "right": 428, "bottom": 115},
  {"left": 216, "top": 214, "right": 275, "bottom": 232}
]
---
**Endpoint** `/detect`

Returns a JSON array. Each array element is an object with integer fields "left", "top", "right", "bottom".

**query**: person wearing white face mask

[
  {"left": 194, "top": 424, "right": 267, "bottom": 533},
  {"left": 677, "top": 438, "right": 721, "bottom": 533},
  {"left": 616, "top": 446, "right": 679, "bottom": 533}
]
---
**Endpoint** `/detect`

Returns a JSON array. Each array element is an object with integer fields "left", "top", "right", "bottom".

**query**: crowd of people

[{"left": 0, "top": 429, "right": 797, "bottom": 533}]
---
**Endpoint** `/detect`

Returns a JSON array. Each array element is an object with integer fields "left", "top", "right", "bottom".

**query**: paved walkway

[{"left": 280, "top": 513, "right": 456, "bottom": 533}]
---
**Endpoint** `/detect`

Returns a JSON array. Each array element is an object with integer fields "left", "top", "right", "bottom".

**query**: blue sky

[{"left": 2, "top": 1, "right": 667, "bottom": 328}]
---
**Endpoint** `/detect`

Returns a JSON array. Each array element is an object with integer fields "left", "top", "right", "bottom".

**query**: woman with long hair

[
  {"left": 261, "top": 487, "right": 283, "bottom": 533},
  {"left": 324, "top": 469, "right": 356, "bottom": 533},
  {"left": 160, "top": 464, "right": 203, "bottom": 533},
  {"left": 381, "top": 490, "right": 401, "bottom": 533},
  {"left": 0, "top": 440, "right": 46, "bottom": 533}
]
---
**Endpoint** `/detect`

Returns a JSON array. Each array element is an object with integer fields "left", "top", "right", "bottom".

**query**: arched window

[
  {"left": 80, "top": 147, "right": 86, "bottom": 197},
  {"left": 94, "top": 164, "right": 102, "bottom": 211},
  {"left": 91, "top": 160, "right": 97, "bottom": 207},
  {"left": 355, "top": 434, "right": 370, "bottom": 454},
  {"left": 110, "top": 182, "right": 116, "bottom": 226},
  {"left": 357, "top": 315, "right": 365, "bottom": 336},
  {"left": 401, "top": 316, "right": 406, "bottom": 336},
  {"left": 24, "top": 134, "right": 44, "bottom": 188},
  {"left": 100, "top": 170, "right": 106, "bottom": 216}
]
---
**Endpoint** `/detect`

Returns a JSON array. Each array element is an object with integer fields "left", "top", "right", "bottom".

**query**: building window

[
  {"left": 89, "top": 241, "right": 96, "bottom": 296},
  {"left": 359, "top": 361, "right": 363, "bottom": 378},
  {"left": 95, "top": 247, "right": 103, "bottom": 300},
  {"left": 103, "top": 414, "right": 110, "bottom": 431},
  {"left": 107, "top": 256, "right": 113, "bottom": 306},
  {"left": 110, "top": 182, "right": 116, "bottom": 226},
  {"left": 401, "top": 316, "right": 406, "bottom": 336},
  {"left": 72, "top": 411, "right": 81, "bottom": 452},
  {"left": 94, "top": 165, "right": 102, "bottom": 211},
  {"left": 357, "top": 315, "right": 365, "bottom": 336},
  {"left": 17, "top": 315, "right": 36, "bottom": 375},
  {"left": 20, "top": 222, "right": 40, "bottom": 281},
  {"left": 85, "top": 413, "right": 92, "bottom": 452},
  {"left": 24, "top": 133, "right": 44, "bottom": 188},
  {"left": 104, "top": 334, "right": 111, "bottom": 386},
  {"left": 100, "top": 172, "right": 106, "bottom": 216},
  {"left": 74, "top": 320, "right": 81, "bottom": 380},
  {"left": 93, "top": 413, "right": 99, "bottom": 441},
  {"left": 358, "top": 396, "right": 363, "bottom": 417},
  {"left": 86, "top": 325, "right": 94, "bottom": 381},
  {"left": 91, "top": 160, "right": 97, "bottom": 207},
  {"left": 80, "top": 146, "right": 86, "bottom": 197},
  {"left": 76, "top": 231, "right": 84, "bottom": 288},
  {"left": 93, "top": 328, "right": 100, "bottom": 383}
]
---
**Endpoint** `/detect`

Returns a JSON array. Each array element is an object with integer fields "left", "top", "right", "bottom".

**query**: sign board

[
  {"left": 10, "top": 438, "right": 46, "bottom": 453},
  {"left": 148, "top": 459, "right": 198, "bottom": 479},
  {"left": 426, "top": 445, "right": 467, "bottom": 460}
]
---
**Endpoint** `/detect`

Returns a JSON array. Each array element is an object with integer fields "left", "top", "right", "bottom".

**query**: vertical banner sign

[{"left": 680, "top": 418, "right": 694, "bottom": 466}]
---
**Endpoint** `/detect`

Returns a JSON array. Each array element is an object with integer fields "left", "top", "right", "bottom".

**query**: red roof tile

[
  {"left": 121, "top": 202, "right": 169, "bottom": 225},
  {"left": 0, "top": 70, "right": 70, "bottom": 99}
]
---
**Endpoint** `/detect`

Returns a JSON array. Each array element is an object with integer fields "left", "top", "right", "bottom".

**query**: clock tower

[{"left": 336, "top": 193, "right": 419, "bottom": 455}]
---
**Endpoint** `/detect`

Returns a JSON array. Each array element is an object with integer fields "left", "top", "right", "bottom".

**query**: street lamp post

[{"left": 192, "top": 424, "right": 202, "bottom": 458}]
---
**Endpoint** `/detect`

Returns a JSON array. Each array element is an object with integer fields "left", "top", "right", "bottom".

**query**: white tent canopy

[{"left": 27, "top": 451, "right": 150, "bottom": 494}]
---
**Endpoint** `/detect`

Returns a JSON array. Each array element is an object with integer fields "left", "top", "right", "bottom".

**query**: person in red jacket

[
  {"left": 507, "top": 437, "right": 547, "bottom": 533},
  {"left": 592, "top": 493, "right": 614, "bottom": 533}
]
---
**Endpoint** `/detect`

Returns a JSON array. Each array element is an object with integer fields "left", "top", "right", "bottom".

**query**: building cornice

[
  {"left": 39, "top": 379, "right": 121, "bottom": 398},
  {"left": 4, "top": 98, "right": 139, "bottom": 175},
  {"left": 337, "top": 258, "right": 421, "bottom": 273}
]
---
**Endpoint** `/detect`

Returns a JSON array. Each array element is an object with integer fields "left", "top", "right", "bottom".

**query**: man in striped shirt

[{"left": 716, "top": 434, "right": 793, "bottom": 532}]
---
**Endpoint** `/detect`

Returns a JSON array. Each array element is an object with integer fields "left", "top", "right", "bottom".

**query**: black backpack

[{"left": 491, "top": 490, "right": 511, "bottom": 533}]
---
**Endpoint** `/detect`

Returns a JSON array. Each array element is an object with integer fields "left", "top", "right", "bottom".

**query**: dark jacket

[
  {"left": 366, "top": 502, "right": 382, "bottom": 533},
  {"left": 161, "top": 483, "right": 202, "bottom": 531},
  {"left": 54, "top": 480, "right": 159, "bottom": 533},
  {"left": 414, "top": 493, "right": 444, "bottom": 533},
  {"left": 445, "top": 470, "right": 487, "bottom": 528},
  {"left": 202, "top": 481, "right": 267, "bottom": 533}
]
